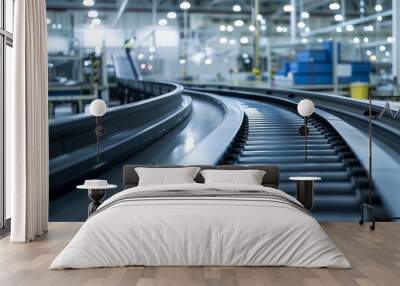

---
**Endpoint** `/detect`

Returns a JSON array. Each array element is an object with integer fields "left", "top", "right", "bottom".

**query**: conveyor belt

[{"left": 221, "top": 98, "right": 380, "bottom": 221}]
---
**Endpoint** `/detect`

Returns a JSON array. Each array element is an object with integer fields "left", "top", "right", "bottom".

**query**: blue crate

[
  {"left": 296, "top": 50, "right": 328, "bottom": 62},
  {"left": 338, "top": 74, "right": 370, "bottom": 84},
  {"left": 293, "top": 74, "right": 332, "bottom": 85},
  {"left": 339, "top": 61, "right": 371, "bottom": 74},
  {"left": 290, "top": 62, "right": 332, "bottom": 74},
  {"left": 351, "top": 62, "right": 371, "bottom": 73},
  {"left": 322, "top": 41, "right": 341, "bottom": 61}
]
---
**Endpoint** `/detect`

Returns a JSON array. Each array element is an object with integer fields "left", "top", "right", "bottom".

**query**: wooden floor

[{"left": 0, "top": 222, "right": 398, "bottom": 286}]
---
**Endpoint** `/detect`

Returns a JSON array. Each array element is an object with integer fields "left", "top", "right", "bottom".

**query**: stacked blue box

[
  {"left": 296, "top": 50, "right": 328, "bottom": 62},
  {"left": 293, "top": 74, "right": 332, "bottom": 85},
  {"left": 338, "top": 61, "right": 371, "bottom": 84},
  {"left": 290, "top": 62, "right": 332, "bottom": 73},
  {"left": 292, "top": 47, "right": 333, "bottom": 85}
]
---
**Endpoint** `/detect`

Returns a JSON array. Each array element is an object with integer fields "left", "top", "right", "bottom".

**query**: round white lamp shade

[
  {"left": 90, "top": 99, "right": 107, "bottom": 117},
  {"left": 297, "top": 99, "right": 315, "bottom": 117}
]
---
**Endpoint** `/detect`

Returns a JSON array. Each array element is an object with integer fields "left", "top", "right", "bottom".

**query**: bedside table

[
  {"left": 289, "top": 177, "right": 321, "bottom": 210},
  {"left": 77, "top": 181, "right": 117, "bottom": 216}
]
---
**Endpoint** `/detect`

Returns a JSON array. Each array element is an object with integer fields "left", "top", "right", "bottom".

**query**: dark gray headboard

[{"left": 123, "top": 165, "right": 280, "bottom": 189}]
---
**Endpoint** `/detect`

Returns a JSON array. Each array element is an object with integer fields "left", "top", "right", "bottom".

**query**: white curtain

[{"left": 8, "top": 0, "right": 49, "bottom": 242}]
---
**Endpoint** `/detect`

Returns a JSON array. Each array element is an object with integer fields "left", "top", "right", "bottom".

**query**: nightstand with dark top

[
  {"left": 289, "top": 177, "right": 321, "bottom": 210},
  {"left": 77, "top": 180, "right": 117, "bottom": 217}
]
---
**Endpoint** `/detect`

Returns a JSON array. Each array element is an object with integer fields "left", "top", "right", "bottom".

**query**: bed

[{"left": 50, "top": 165, "right": 351, "bottom": 269}]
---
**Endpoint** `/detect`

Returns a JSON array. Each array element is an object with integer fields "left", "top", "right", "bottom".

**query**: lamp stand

[
  {"left": 359, "top": 91, "right": 376, "bottom": 230},
  {"left": 304, "top": 116, "right": 308, "bottom": 161},
  {"left": 299, "top": 116, "right": 309, "bottom": 161},
  {"left": 95, "top": 116, "right": 104, "bottom": 164}
]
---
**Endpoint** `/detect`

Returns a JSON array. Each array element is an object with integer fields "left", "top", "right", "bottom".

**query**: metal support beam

[
  {"left": 290, "top": 0, "right": 297, "bottom": 43},
  {"left": 253, "top": 0, "right": 260, "bottom": 72},
  {"left": 307, "top": 10, "right": 392, "bottom": 37},
  {"left": 183, "top": 10, "right": 188, "bottom": 78},
  {"left": 112, "top": 0, "right": 129, "bottom": 28},
  {"left": 341, "top": 0, "right": 346, "bottom": 21},
  {"left": 393, "top": 0, "right": 400, "bottom": 93}
]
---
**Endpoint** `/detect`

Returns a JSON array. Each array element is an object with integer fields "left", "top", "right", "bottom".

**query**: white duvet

[{"left": 50, "top": 183, "right": 351, "bottom": 269}]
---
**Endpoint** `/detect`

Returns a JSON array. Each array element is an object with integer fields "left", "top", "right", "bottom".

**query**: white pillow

[
  {"left": 200, "top": 169, "right": 266, "bottom": 185},
  {"left": 135, "top": 167, "right": 201, "bottom": 186}
]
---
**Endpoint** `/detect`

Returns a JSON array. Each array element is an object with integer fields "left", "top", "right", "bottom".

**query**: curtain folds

[{"left": 8, "top": 0, "right": 49, "bottom": 242}]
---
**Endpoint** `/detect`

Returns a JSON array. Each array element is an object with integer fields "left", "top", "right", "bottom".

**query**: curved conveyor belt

[{"left": 219, "top": 98, "right": 374, "bottom": 221}]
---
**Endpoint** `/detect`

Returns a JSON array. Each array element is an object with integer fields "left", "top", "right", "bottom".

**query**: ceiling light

[
  {"left": 375, "top": 4, "right": 383, "bottom": 12},
  {"left": 370, "top": 54, "right": 377, "bottom": 61},
  {"left": 329, "top": 2, "right": 340, "bottom": 10},
  {"left": 219, "top": 25, "right": 226, "bottom": 31},
  {"left": 317, "top": 38, "right": 323, "bottom": 43},
  {"left": 304, "top": 27, "right": 310, "bottom": 33},
  {"left": 377, "top": 15, "right": 383, "bottom": 22},
  {"left": 363, "top": 37, "right": 369, "bottom": 43},
  {"left": 301, "top": 11, "right": 310, "bottom": 19},
  {"left": 334, "top": 14, "right": 343, "bottom": 21},
  {"left": 205, "top": 58, "right": 212, "bottom": 65},
  {"left": 366, "top": 50, "right": 372, "bottom": 56},
  {"left": 249, "top": 25, "right": 256, "bottom": 32},
  {"left": 336, "top": 26, "right": 342, "bottom": 33},
  {"left": 301, "top": 38, "right": 308, "bottom": 44},
  {"left": 91, "top": 18, "right": 101, "bottom": 25},
  {"left": 282, "top": 26, "right": 288, "bottom": 32},
  {"left": 83, "top": 0, "right": 95, "bottom": 7},
  {"left": 233, "top": 4, "right": 241, "bottom": 12},
  {"left": 47, "top": 18, "right": 51, "bottom": 24},
  {"left": 229, "top": 39, "right": 236, "bottom": 45},
  {"left": 179, "top": 58, "right": 186, "bottom": 64},
  {"left": 148, "top": 64, "right": 153, "bottom": 71},
  {"left": 283, "top": 4, "right": 294, "bottom": 12},
  {"left": 385, "top": 51, "right": 390, "bottom": 57},
  {"left": 180, "top": 1, "right": 191, "bottom": 10},
  {"left": 242, "top": 53, "right": 249, "bottom": 59},
  {"left": 149, "top": 55, "right": 154, "bottom": 60},
  {"left": 226, "top": 25, "right": 234, "bottom": 32},
  {"left": 140, "top": 63, "right": 146, "bottom": 70},
  {"left": 158, "top": 18, "right": 168, "bottom": 26},
  {"left": 244, "top": 58, "right": 250, "bottom": 64},
  {"left": 88, "top": 10, "right": 98, "bottom": 18},
  {"left": 261, "top": 25, "right": 267, "bottom": 31},
  {"left": 297, "top": 21, "right": 306, "bottom": 29},
  {"left": 387, "top": 36, "right": 394, "bottom": 43},
  {"left": 167, "top": 12, "right": 177, "bottom": 19},
  {"left": 276, "top": 26, "right": 282, "bottom": 32},
  {"left": 57, "top": 24, "right": 62, "bottom": 29},
  {"left": 353, "top": 37, "right": 360, "bottom": 44},
  {"left": 149, "top": 46, "right": 156, "bottom": 53},
  {"left": 345, "top": 25, "right": 354, "bottom": 32},
  {"left": 260, "top": 19, "right": 266, "bottom": 25},
  {"left": 234, "top": 19, "right": 244, "bottom": 27},
  {"left": 379, "top": 45, "right": 386, "bottom": 52},
  {"left": 256, "top": 14, "right": 263, "bottom": 21},
  {"left": 240, "top": 36, "right": 249, "bottom": 44},
  {"left": 137, "top": 53, "right": 144, "bottom": 60},
  {"left": 219, "top": 37, "right": 227, "bottom": 44}
]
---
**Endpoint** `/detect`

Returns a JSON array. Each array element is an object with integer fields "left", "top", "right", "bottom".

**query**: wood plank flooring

[{"left": 0, "top": 222, "right": 399, "bottom": 286}]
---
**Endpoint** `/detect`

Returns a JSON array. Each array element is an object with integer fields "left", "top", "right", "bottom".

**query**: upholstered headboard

[{"left": 123, "top": 165, "right": 280, "bottom": 189}]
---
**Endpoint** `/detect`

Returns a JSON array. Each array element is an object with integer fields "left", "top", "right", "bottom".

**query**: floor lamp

[
  {"left": 359, "top": 92, "right": 376, "bottom": 231},
  {"left": 359, "top": 97, "right": 400, "bottom": 230},
  {"left": 297, "top": 99, "right": 315, "bottom": 161},
  {"left": 89, "top": 99, "right": 107, "bottom": 163}
]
